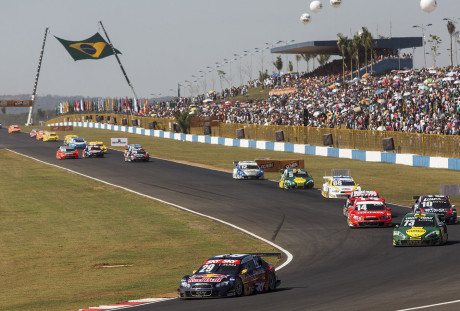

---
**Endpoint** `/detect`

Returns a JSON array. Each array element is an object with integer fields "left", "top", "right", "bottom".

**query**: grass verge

[
  {"left": 0, "top": 149, "right": 278, "bottom": 311},
  {"left": 30, "top": 125, "right": 460, "bottom": 208}
]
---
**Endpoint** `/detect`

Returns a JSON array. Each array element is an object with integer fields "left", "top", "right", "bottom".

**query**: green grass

[
  {"left": 0, "top": 150, "right": 277, "bottom": 311},
  {"left": 30, "top": 125, "right": 460, "bottom": 208}
]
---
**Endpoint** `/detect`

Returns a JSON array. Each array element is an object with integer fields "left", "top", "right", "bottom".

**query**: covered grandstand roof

[{"left": 271, "top": 37, "right": 423, "bottom": 56}]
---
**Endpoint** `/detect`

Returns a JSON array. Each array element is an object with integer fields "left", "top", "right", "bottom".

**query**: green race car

[
  {"left": 393, "top": 213, "right": 448, "bottom": 247},
  {"left": 279, "top": 169, "right": 314, "bottom": 189}
]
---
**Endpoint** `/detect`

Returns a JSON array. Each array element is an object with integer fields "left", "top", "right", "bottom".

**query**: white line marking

[
  {"left": 6, "top": 149, "right": 293, "bottom": 271},
  {"left": 395, "top": 299, "right": 460, "bottom": 311}
]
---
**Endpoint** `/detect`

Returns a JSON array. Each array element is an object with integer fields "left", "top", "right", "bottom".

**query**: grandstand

[{"left": 271, "top": 37, "right": 423, "bottom": 75}]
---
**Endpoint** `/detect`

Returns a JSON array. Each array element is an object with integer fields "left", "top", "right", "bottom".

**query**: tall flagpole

[
  {"left": 98, "top": 21, "right": 138, "bottom": 117},
  {"left": 27, "top": 27, "right": 49, "bottom": 125}
]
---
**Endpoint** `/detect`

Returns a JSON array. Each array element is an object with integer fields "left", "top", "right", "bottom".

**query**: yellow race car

[
  {"left": 89, "top": 141, "right": 107, "bottom": 153},
  {"left": 43, "top": 132, "right": 59, "bottom": 142},
  {"left": 64, "top": 135, "right": 78, "bottom": 146}
]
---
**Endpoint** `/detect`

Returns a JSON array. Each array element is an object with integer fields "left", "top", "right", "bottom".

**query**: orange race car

[
  {"left": 36, "top": 130, "right": 46, "bottom": 140},
  {"left": 8, "top": 125, "right": 21, "bottom": 133}
]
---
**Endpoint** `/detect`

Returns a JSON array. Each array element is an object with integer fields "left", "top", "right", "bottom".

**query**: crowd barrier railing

[{"left": 47, "top": 114, "right": 460, "bottom": 159}]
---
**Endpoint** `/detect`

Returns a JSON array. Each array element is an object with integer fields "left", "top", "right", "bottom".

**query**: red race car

[
  {"left": 56, "top": 146, "right": 79, "bottom": 159},
  {"left": 343, "top": 190, "right": 380, "bottom": 217},
  {"left": 346, "top": 197, "right": 391, "bottom": 228}
]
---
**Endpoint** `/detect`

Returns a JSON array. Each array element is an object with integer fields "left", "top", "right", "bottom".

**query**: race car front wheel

[{"left": 234, "top": 278, "right": 244, "bottom": 297}]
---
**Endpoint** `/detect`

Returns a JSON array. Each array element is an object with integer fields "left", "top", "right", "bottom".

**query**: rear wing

[
  {"left": 233, "top": 161, "right": 239, "bottom": 166},
  {"left": 248, "top": 253, "right": 282, "bottom": 259},
  {"left": 412, "top": 196, "right": 420, "bottom": 200}
]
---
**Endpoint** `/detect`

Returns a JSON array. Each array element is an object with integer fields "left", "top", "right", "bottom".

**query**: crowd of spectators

[
  {"left": 159, "top": 66, "right": 460, "bottom": 135},
  {"left": 60, "top": 63, "right": 460, "bottom": 136}
]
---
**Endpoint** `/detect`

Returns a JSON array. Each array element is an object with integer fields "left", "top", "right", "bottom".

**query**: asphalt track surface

[{"left": 2, "top": 129, "right": 460, "bottom": 311}]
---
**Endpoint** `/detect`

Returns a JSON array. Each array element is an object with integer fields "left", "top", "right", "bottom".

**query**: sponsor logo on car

[{"left": 406, "top": 228, "right": 426, "bottom": 237}]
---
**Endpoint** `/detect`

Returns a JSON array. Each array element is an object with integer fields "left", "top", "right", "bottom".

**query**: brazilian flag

[{"left": 55, "top": 33, "right": 121, "bottom": 61}]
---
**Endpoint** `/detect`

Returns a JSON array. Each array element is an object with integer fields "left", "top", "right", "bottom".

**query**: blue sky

[{"left": 1, "top": 0, "right": 459, "bottom": 98}]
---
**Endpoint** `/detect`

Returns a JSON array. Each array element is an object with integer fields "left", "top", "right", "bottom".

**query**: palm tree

[
  {"left": 317, "top": 54, "right": 331, "bottom": 67},
  {"left": 352, "top": 33, "right": 361, "bottom": 78},
  {"left": 447, "top": 20, "right": 456, "bottom": 68},
  {"left": 346, "top": 41, "right": 354, "bottom": 79},
  {"left": 301, "top": 53, "right": 312, "bottom": 72},
  {"left": 273, "top": 56, "right": 283, "bottom": 73},
  {"left": 295, "top": 54, "right": 301, "bottom": 72},
  {"left": 311, "top": 53, "right": 318, "bottom": 71},
  {"left": 337, "top": 33, "right": 348, "bottom": 80},
  {"left": 360, "top": 27, "right": 374, "bottom": 74}
]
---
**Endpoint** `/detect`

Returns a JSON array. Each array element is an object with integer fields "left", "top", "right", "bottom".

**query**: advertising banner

[
  {"left": 255, "top": 159, "right": 304, "bottom": 172},
  {"left": 0, "top": 100, "right": 33, "bottom": 107},
  {"left": 190, "top": 116, "right": 219, "bottom": 128},
  {"left": 111, "top": 137, "right": 128, "bottom": 146},
  {"left": 49, "top": 125, "right": 74, "bottom": 131}
]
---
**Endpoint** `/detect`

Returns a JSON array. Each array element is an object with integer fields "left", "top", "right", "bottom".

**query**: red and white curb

[{"left": 79, "top": 297, "right": 175, "bottom": 310}]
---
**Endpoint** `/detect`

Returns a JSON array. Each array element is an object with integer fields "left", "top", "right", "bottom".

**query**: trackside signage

[{"left": 111, "top": 138, "right": 128, "bottom": 146}]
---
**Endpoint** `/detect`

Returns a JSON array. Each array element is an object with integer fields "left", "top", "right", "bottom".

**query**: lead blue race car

[{"left": 178, "top": 253, "right": 280, "bottom": 298}]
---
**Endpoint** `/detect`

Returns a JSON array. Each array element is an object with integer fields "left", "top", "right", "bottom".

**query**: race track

[{"left": 2, "top": 129, "right": 460, "bottom": 311}]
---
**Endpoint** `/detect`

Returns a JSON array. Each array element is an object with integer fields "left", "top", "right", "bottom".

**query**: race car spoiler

[{"left": 247, "top": 253, "right": 282, "bottom": 258}]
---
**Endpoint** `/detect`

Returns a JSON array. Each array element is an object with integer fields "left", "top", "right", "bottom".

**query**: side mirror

[
  {"left": 192, "top": 270, "right": 197, "bottom": 274},
  {"left": 395, "top": 225, "right": 399, "bottom": 228},
  {"left": 240, "top": 269, "right": 248, "bottom": 275},
  {"left": 452, "top": 205, "right": 456, "bottom": 209}
]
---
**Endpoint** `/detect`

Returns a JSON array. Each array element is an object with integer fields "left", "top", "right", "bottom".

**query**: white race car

[
  {"left": 232, "top": 161, "right": 264, "bottom": 180},
  {"left": 322, "top": 176, "right": 361, "bottom": 198}
]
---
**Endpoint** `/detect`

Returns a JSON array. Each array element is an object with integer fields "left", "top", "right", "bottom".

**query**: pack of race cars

[{"left": 23, "top": 129, "right": 151, "bottom": 163}]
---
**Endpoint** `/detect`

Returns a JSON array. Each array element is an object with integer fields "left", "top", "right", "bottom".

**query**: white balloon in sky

[
  {"left": 310, "top": 1, "right": 323, "bottom": 13},
  {"left": 300, "top": 13, "right": 311, "bottom": 24},
  {"left": 420, "top": 0, "right": 437, "bottom": 13},
  {"left": 330, "top": 0, "right": 342, "bottom": 8}
]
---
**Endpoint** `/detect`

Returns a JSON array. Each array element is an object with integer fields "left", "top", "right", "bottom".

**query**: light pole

[
  {"left": 413, "top": 24, "right": 432, "bottom": 68},
  {"left": 243, "top": 48, "right": 260, "bottom": 81},
  {"left": 233, "top": 53, "right": 245, "bottom": 86}
]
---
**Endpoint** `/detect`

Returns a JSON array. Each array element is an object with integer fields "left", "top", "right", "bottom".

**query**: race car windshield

[
  {"left": 196, "top": 264, "right": 240, "bottom": 275},
  {"left": 293, "top": 171, "right": 309, "bottom": 177},
  {"left": 242, "top": 165, "right": 259, "bottom": 169},
  {"left": 333, "top": 179, "right": 355, "bottom": 186},
  {"left": 421, "top": 200, "right": 450, "bottom": 209},
  {"left": 74, "top": 138, "right": 84, "bottom": 142},
  {"left": 355, "top": 203, "right": 385, "bottom": 211},
  {"left": 402, "top": 217, "right": 436, "bottom": 227}
]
